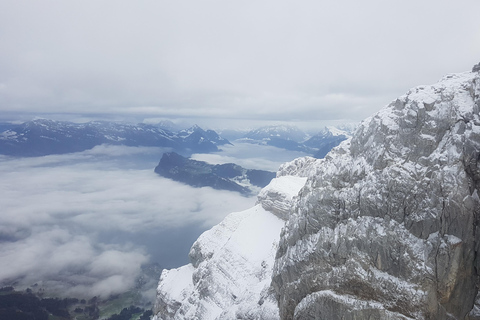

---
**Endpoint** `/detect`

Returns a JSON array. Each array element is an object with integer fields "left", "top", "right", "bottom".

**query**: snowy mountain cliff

[
  {"left": 154, "top": 65, "right": 480, "bottom": 319},
  {"left": 153, "top": 159, "right": 312, "bottom": 319}
]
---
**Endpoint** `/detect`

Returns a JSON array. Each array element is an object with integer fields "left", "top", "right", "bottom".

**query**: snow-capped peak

[{"left": 325, "top": 125, "right": 349, "bottom": 137}]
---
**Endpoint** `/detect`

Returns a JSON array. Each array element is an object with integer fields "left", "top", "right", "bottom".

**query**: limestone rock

[
  {"left": 272, "top": 71, "right": 480, "bottom": 320},
  {"left": 472, "top": 62, "right": 480, "bottom": 72},
  {"left": 153, "top": 69, "right": 480, "bottom": 320}
]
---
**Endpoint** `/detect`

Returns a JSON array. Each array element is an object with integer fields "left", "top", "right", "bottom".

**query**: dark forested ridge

[
  {"left": 155, "top": 152, "right": 276, "bottom": 195},
  {"left": 0, "top": 287, "right": 152, "bottom": 320}
]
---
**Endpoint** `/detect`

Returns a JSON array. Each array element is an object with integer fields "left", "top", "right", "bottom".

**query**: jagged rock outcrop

[
  {"left": 273, "top": 70, "right": 480, "bottom": 319},
  {"left": 257, "top": 157, "right": 317, "bottom": 220},
  {"left": 473, "top": 62, "right": 480, "bottom": 73}
]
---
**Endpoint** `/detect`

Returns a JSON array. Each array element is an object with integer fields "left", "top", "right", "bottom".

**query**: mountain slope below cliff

[{"left": 153, "top": 161, "right": 311, "bottom": 320}]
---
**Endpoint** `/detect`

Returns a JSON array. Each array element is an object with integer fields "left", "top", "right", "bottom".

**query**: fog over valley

[{"left": 0, "top": 144, "right": 266, "bottom": 299}]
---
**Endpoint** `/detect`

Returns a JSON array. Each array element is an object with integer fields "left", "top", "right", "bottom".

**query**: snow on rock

[
  {"left": 294, "top": 290, "right": 415, "bottom": 320},
  {"left": 153, "top": 160, "right": 309, "bottom": 320},
  {"left": 273, "top": 70, "right": 480, "bottom": 319},
  {"left": 257, "top": 176, "right": 308, "bottom": 220}
]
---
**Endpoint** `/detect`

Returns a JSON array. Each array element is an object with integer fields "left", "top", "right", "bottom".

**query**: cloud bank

[
  {"left": 0, "top": 0, "right": 479, "bottom": 124},
  {"left": 0, "top": 145, "right": 255, "bottom": 298}
]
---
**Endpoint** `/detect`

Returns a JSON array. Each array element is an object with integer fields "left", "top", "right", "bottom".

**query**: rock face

[
  {"left": 473, "top": 62, "right": 480, "bottom": 72},
  {"left": 273, "top": 70, "right": 480, "bottom": 319},
  {"left": 257, "top": 157, "right": 318, "bottom": 220},
  {"left": 153, "top": 67, "right": 480, "bottom": 320}
]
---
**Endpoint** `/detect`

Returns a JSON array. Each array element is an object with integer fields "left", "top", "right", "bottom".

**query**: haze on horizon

[{"left": 0, "top": 0, "right": 479, "bottom": 129}]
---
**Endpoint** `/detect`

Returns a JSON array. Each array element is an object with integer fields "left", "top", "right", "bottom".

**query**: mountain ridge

[
  {"left": 274, "top": 69, "right": 480, "bottom": 319},
  {"left": 154, "top": 152, "right": 275, "bottom": 195},
  {"left": 238, "top": 125, "right": 352, "bottom": 156},
  {"left": 153, "top": 65, "right": 480, "bottom": 320}
]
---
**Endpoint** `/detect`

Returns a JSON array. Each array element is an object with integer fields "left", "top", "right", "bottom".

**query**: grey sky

[{"left": 0, "top": 0, "right": 479, "bottom": 126}]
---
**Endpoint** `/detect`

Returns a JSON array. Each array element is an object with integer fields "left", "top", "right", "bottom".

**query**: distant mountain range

[
  {"left": 152, "top": 124, "right": 354, "bottom": 194},
  {"left": 237, "top": 125, "right": 354, "bottom": 158},
  {"left": 154, "top": 152, "right": 275, "bottom": 195},
  {"left": 0, "top": 119, "right": 355, "bottom": 160},
  {"left": 0, "top": 119, "right": 231, "bottom": 157}
]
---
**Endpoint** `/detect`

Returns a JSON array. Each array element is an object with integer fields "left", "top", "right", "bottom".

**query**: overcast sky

[{"left": 1, "top": 0, "right": 479, "bottom": 127}]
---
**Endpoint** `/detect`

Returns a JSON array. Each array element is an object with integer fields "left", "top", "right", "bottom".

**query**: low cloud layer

[{"left": 0, "top": 145, "right": 256, "bottom": 298}]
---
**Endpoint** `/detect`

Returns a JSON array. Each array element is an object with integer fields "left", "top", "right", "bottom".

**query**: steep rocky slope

[
  {"left": 153, "top": 66, "right": 480, "bottom": 320},
  {"left": 273, "top": 69, "right": 480, "bottom": 319}
]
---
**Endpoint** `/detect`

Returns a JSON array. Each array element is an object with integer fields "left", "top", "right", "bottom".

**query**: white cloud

[
  {"left": 0, "top": 147, "right": 255, "bottom": 298},
  {"left": 0, "top": 0, "right": 478, "bottom": 122}
]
